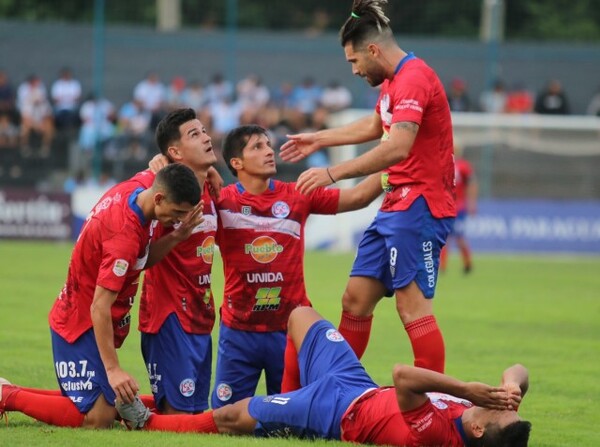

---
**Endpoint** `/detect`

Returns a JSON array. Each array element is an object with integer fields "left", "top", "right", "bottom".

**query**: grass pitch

[{"left": 0, "top": 241, "right": 599, "bottom": 446}]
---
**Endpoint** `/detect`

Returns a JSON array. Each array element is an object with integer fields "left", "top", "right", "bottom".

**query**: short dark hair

[
  {"left": 472, "top": 420, "right": 532, "bottom": 447},
  {"left": 340, "top": 0, "right": 393, "bottom": 48},
  {"left": 222, "top": 124, "right": 269, "bottom": 177},
  {"left": 155, "top": 108, "right": 197, "bottom": 156},
  {"left": 153, "top": 163, "right": 200, "bottom": 206}
]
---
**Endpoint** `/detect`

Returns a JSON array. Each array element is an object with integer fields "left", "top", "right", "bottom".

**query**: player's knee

[{"left": 81, "top": 409, "right": 116, "bottom": 429}]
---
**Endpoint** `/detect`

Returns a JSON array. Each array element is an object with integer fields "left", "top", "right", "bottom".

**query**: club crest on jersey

[
  {"left": 241, "top": 206, "right": 252, "bottom": 216},
  {"left": 216, "top": 383, "right": 233, "bottom": 401},
  {"left": 271, "top": 201, "right": 290, "bottom": 219},
  {"left": 326, "top": 328, "right": 344, "bottom": 342},
  {"left": 179, "top": 378, "right": 195, "bottom": 397},
  {"left": 113, "top": 259, "right": 129, "bottom": 277}
]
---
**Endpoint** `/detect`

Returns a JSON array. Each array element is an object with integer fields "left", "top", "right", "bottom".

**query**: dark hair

[
  {"left": 153, "top": 163, "right": 200, "bottom": 206},
  {"left": 340, "top": 0, "right": 392, "bottom": 48},
  {"left": 155, "top": 108, "right": 197, "bottom": 156},
  {"left": 471, "top": 420, "right": 532, "bottom": 447},
  {"left": 222, "top": 124, "right": 269, "bottom": 177}
]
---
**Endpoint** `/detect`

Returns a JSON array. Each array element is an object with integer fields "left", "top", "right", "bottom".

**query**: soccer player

[
  {"left": 131, "top": 108, "right": 219, "bottom": 415},
  {"left": 280, "top": 0, "right": 455, "bottom": 371},
  {"left": 440, "top": 144, "right": 477, "bottom": 274},
  {"left": 0, "top": 163, "right": 203, "bottom": 428},
  {"left": 211, "top": 124, "right": 382, "bottom": 408},
  {"left": 115, "top": 306, "right": 532, "bottom": 447}
]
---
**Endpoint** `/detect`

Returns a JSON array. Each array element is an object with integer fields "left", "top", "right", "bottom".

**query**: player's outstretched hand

[
  {"left": 107, "top": 367, "right": 139, "bottom": 404},
  {"left": 148, "top": 154, "right": 170, "bottom": 173},
  {"left": 464, "top": 382, "right": 512, "bottom": 411},
  {"left": 296, "top": 167, "right": 334, "bottom": 194},
  {"left": 280, "top": 133, "right": 320, "bottom": 163}
]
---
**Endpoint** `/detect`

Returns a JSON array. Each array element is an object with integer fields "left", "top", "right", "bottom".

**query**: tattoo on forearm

[{"left": 393, "top": 122, "right": 419, "bottom": 134}]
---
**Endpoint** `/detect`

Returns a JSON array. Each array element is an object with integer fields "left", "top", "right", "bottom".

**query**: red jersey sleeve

[
  {"left": 306, "top": 185, "right": 340, "bottom": 215},
  {"left": 401, "top": 400, "right": 465, "bottom": 447},
  {"left": 96, "top": 229, "right": 144, "bottom": 292},
  {"left": 389, "top": 71, "right": 430, "bottom": 126}
]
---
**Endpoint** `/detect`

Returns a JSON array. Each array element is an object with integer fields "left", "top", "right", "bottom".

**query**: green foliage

[
  {"left": 0, "top": 0, "right": 598, "bottom": 40},
  {"left": 0, "top": 241, "right": 599, "bottom": 446}
]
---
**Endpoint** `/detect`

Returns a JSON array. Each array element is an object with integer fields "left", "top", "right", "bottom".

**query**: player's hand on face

[
  {"left": 296, "top": 167, "right": 333, "bottom": 195},
  {"left": 107, "top": 367, "right": 139, "bottom": 404},
  {"left": 172, "top": 200, "right": 204, "bottom": 242},
  {"left": 464, "top": 382, "right": 512, "bottom": 410},
  {"left": 501, "top": 382, "right": 523, "bottom": 410},
  {"left": 280, "top": 133, "right": 320, "bottom": 162},
  {"left": 148, "top": 154, "right": 170, "bottom": 173}
]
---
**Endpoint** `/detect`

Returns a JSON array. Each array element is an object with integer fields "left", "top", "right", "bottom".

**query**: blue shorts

[
  {"left": 351, "top": 196, "right": 454, "bottom": 298},
  {"left": 211, "top": 324, "right": 286, "bottom": 409},
  {"left": 51, "top": 328, "right": 115, "bottom": 413},
  {"left": 450, "top": 209, "right": 467, "bottom": 238},
  {"left": 141, "top": 313, "right": 212, "bottom": 412},
  {"left": 248, "top": 320, "right": 377, "bottom": 440}
]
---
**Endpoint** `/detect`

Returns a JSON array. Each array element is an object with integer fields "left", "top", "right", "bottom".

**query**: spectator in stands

[
  {"left": 0, "top": 112, "right": 19, "bottom": 148},
  {"left": 51, "top": 67, "right": 82, "bottom": 130},
  {"left": 479, "top": 79, "right": 507, "bottom": 113},
  {"left": 0, "top": 70, "right": 17, "bottom": 123},
  {"left": 291, "top": 76, "right": 323, "bottom": 128},
  {"left": 586, "top": 86, "right": 600, "bottom": 116},
  {"left": 114, "top": 98, "right": 152, "bottom": 161},
  {"left": 204, "top": 72, "right": 234, "bottom": 106},
  {"left": 77, "top": 93, "right": 116, "bottom": 169},
  {"left": 447, "top": 77, "right": 471, "bottom": 112},
  {"left": 133, "top": 72, "right": 166, "bottom": 127},
  {"left": 181, "top": 79, "right": 206, "bottom": 113},
  {"left": 321, "top": 80, "right": 353, "bottom": 112},
  {"left": 505, "top": 82, "right": 534, "bottom": 114},
  {"left": 534, "top": 79, "right": 570, "bottom": 115},
  {"left": 16, "top": 74, "right": 54, "bottom": 157},
  {"left": 236, "top": 74, "right": 271, "bottom": 126},
  {"left": 165, "top": 76, "right": 187, "bottom": 111}
]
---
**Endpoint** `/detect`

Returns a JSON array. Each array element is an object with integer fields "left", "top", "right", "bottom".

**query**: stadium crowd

[{"left": 1, "top": 63, "right": 597, "bottom": 190}]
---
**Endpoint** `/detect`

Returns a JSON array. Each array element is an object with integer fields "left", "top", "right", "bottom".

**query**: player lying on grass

[{"left": 114, "top": 306, "right": 532, "bottom": 446}]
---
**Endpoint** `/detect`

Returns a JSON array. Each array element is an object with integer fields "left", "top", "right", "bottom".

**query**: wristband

[{"left": 326, "top": 167, "right": 336, "bottom": 184}]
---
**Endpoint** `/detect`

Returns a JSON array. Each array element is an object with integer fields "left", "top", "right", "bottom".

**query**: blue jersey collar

[
  {"left": 394, "top": 51, "right": 416, "bottom": 74},
  {"left": 128, "top": 187, "right": 147, "bottom": 226},
  {"left": 236, "top": 179, "right": 275, "bottom": 194},
  {"left": 454, "top": 416, "right": 470, "bottom": 446}
]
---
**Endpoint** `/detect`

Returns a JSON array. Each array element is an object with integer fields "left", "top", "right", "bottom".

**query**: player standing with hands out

[{"left": 280, "top": 0, "right": 456, "bottom": 372}]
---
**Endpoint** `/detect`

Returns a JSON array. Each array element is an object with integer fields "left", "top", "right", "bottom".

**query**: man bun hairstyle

[{"left": 340, "top": 0, "right": 392, "bottom": 48}]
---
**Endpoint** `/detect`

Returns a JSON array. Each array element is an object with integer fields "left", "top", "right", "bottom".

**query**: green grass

[{"left": 1, "top": 241, "right": 599, "bottom": 446}]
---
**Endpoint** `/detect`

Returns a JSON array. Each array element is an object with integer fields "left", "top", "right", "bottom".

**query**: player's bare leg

[
  {"left": 81, "top": 395, "right": 118, "bottom": 428},
  {"left": 395, "top": 281, "right": 445, "bottom": 373}
]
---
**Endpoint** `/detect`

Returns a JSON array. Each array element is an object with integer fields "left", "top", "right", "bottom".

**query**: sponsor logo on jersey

[
  {"left": 271, "top": 201, "right": 290, "bottom": 219},
  {"left": 326, "top": 328, "right": 344, "bottom": 342},
  {"left": 253, "top": 287, "right": 282, "bottom": 311},
  {"left": 216, "top": 383, "right": 233, "bottom": 401},
  {"left": 179, "top": 378, "right": 196, "bottom": 397},
  {"left": 198, "top": 274, "right": 211, "bottom": 285},
  {"left": 241, "top": 206, "right": 252, "bottom": 216},
  {"left": 113, "top": 259, "right": 129, "bottom": 277},
  {"left": 246, "top": 272, "right": 284, "bottom": 283},
  {"left": 432, "top": 400, "right": 448, "bottom": 410},
  {"left": 245, "top": 236, "right": 283, "bottom": 263},
  {"left": 381, "top": 172, "right": 393, "bottom": 193},
  {"left": 197, "top": 236, "right": 215, "bottom": 264}
]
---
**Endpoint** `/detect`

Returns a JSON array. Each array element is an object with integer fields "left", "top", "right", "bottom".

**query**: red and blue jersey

[
  {"left": 341, "top": 388, "right": 471, "bottom": 446},
  {"left": 216, "top": 179, "right": 339, "bottom": 332},
  {"left": 129, "top": 170, "right": 217, "bottom": 335},
  {"left": 454, "top": 158, "right": 473, "bottom": 213},
  {"left": 49, "top": 180, "right": 153, "bottom": 348},
  {"left": 375, "top": 55, "right": 456, "bottom": 219}
]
